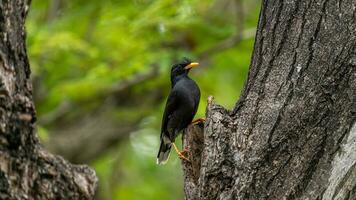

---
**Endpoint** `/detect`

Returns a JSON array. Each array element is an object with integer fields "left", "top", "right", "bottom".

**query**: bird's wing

[{"left": 160, "top": 89, "right": 179, "bottom": 140}]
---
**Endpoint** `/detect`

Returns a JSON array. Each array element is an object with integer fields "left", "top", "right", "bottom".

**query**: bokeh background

[{"left": 26, "top": 0, "right": 261, "bottom": 199}]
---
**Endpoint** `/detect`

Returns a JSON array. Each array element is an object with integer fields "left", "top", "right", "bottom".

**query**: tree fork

[{"left": 183, "top": 0, "right": 356, "bottom": 199}]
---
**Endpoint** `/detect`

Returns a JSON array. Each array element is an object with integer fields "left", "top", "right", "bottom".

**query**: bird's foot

[
  {"left": 180, "top": 147, "right": 189, "bottom": 155},
  {"left": 178, "top": 152, "right": 190, "bottom": 162},
  {"left": 172, "top": 143, "right": 191, "bottom": 162},
  {"left": 191, "top": 118, "right": 205, "bottom": 125}
]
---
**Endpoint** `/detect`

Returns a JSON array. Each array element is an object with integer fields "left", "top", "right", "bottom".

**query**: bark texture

[
  {"left": 183, "top": 0, "right": 356, "bottom": 199},
  {"left": 0, "top": 0, "right": 97, "bottom": 199}
]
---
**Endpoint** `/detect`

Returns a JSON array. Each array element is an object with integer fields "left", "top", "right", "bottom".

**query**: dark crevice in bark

[
  {"left": 332, "top": 162, "right": 356, "bottom": 200},
  {"left": 268, "top": 83, "right": 295, "bottom": 149},
  {"left": 270, "top": 0, "right": 284, "bottom": 49},
  {"left": 330, "top": 128, "right": 350, "bottom": 156},
  {"left": 298, "top": 0, "right": 328, "bottom": 85},
  {"left": 288, "top": 127, "right": 328, "bottom": 199},
  {"left": 338, "top": 0, "right": 343, "bottom": 12},
  {"left": 265, "top": 153, "right": 292, "bottom": 190}
]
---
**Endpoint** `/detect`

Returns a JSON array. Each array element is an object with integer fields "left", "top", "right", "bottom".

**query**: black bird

[{"left": 157, "top": 58, "right": 201, "bottom": 165}]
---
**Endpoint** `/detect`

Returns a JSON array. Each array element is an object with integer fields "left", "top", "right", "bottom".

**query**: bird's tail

[{"left": 156, "top": 140, "right": 172, "bottom": 165}]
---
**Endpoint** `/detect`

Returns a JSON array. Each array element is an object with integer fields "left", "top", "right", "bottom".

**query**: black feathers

[{"left": 157, "top": 58, "right": 200, "bottom": 164}]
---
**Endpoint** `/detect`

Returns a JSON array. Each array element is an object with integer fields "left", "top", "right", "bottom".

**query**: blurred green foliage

[{"left": 27, "top": 0, "right": 260, "bottom": 199}]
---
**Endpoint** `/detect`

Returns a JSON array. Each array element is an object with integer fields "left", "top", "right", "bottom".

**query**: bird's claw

[
  {"left": 172, "top": 143, "right": 191, "bottom": 162},
  {"left": 180, "top": 148, "right": 189, "bottom": 155},
  {"left": 191, "top": 118, "right": 205, "bottom": 125},
  {"left": 178, "top": 152, "right": 190, "bottom": 162},
  {"left": 178, "top": 148, "right": 191, "bottom": 162}
]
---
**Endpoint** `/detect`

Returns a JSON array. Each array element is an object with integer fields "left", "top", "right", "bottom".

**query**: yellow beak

[{"left": 184, "top": 62, "right": 199, "bottom": 69}]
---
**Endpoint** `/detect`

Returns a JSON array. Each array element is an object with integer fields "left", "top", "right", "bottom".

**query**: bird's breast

[{"left": 177, "top": 80, "right": 199, "bottom": 103}]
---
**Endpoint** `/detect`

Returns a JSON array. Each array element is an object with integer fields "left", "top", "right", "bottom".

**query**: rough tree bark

[
  {"left": 0, "top": 1, "right": 97, "bottom": 199},
  {"left": 183, "top": 0, "right": 356, "bottom": 199}
]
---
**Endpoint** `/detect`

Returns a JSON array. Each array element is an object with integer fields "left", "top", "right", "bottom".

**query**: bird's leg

[
  {"left": 191, "top": 118, "right": 205, "bottom": 125},
  {"left": 172, "top": 143, "right": 190, "bottom": 162}
]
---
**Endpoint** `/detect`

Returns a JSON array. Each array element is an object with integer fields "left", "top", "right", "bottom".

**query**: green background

[{"left": 27, "top": 0, "right": 261, "bottom": 199}]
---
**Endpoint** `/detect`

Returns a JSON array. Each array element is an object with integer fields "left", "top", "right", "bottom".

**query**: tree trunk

[
  {"left": 0, "top": 1, "right": 97, "bottom": 199},
  {"left": 183, "top": 0, "right": 356, "bottom": 199}
]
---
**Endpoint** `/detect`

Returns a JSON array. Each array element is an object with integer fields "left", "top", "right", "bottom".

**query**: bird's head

[{"left": 171, "top": 58, "right": 199, "bottom": 79}]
